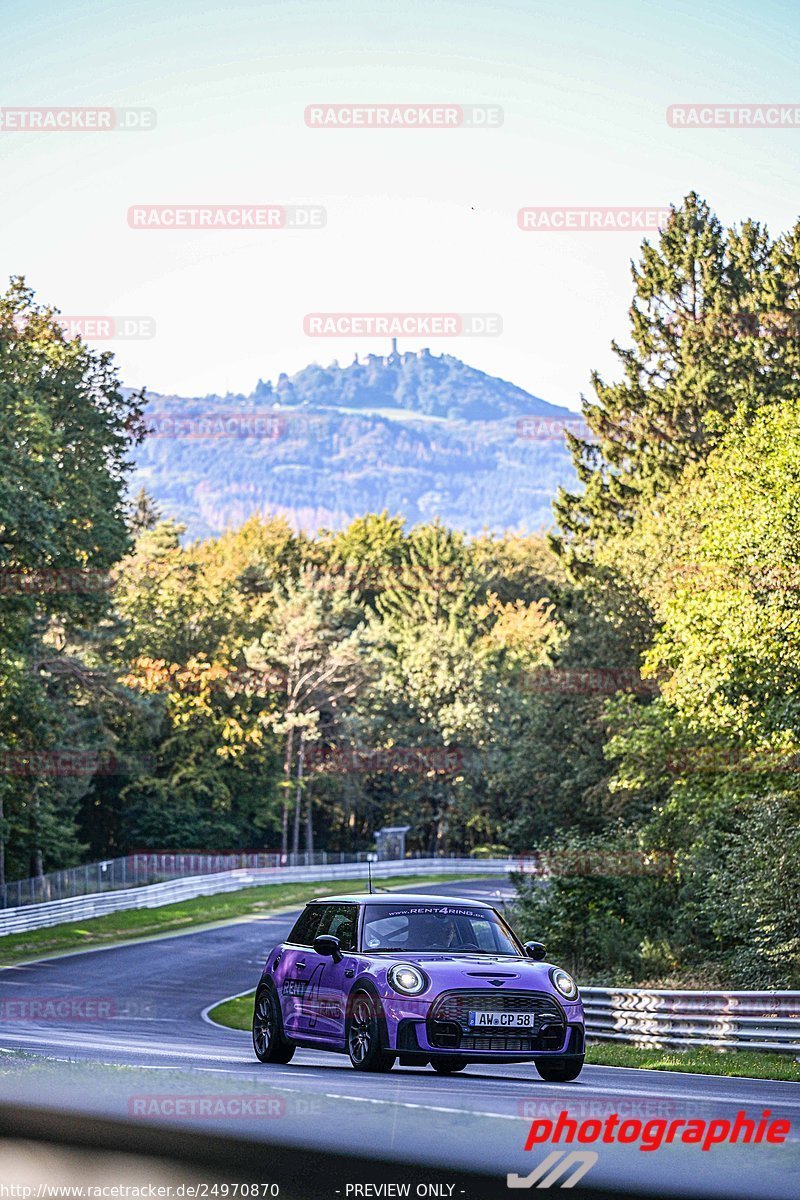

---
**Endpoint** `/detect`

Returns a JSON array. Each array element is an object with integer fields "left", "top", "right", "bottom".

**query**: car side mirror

[
  {"left": 524, "top": 940, "right": 546, "bottom": 961},
  {"left": 314, "top": 934, "right": 343, "bottom": 963}
]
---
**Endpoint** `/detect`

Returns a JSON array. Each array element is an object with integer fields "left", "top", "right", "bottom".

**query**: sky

[{"left": 2, "top": 0, "right": 799, "bottom": 410}]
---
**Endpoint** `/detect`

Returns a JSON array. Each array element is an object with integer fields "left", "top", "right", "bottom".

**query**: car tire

[
  {"left": 431, "top": 1057, "right": 467, "bottom": 1074},
  {"left": 347, "top": 991, "right": 395, "bottom": 1072},
  {"left": 535, "top": 1056, "right": 584, "bottom": 1082},
  {"left": 252, "top": 986, "right": 295, "bottom": 1064}
]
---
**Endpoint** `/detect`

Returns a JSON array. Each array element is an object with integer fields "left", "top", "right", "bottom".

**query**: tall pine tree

[{"left": 553, "top": 193, "right": 800, "bottom": 570}]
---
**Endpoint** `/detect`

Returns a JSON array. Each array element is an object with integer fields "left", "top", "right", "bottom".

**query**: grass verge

[
  {"left": 209, "top": 999, "right": 798, "bottom": 1081},
  {"left": 586, "top": 1041, "right": 799, "bottom": 1081},
  {"left": 0, "top": 873, "right": 479, "bottom": 967},
  {"left": 209, "top": 990, "right": 255, "bottom": 1030}
]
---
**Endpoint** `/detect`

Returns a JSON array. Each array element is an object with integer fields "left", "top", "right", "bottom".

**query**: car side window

[
  {"left": 287, "top": 904, "right": 326, "bottom": 947},
  {"left": 315, "top": 903, "right": 358, "bottom": 952}
]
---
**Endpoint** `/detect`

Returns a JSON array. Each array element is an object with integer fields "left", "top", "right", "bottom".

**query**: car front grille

[
  {"left": 458, "top": 1033, "right": 549, "bottom": 1052},
  {"left": 427, "top": 989, "right": 566, "bottom": 1052}
]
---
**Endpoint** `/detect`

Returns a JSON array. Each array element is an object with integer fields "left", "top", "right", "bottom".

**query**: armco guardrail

[
  {"left": 0, "top": 850, "right": 376, "bottom": 908},
  {"left": 0, "top": 857, "right": 513, "bottom": 937},
  {"left": 582, "top": 987, "right": 800, "bottom": 1055}
]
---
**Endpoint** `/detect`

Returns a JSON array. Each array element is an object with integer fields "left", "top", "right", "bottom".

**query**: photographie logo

[
  {"left": 518, "top": 207, "right": 671, "bottom": 232},
  {"left": 304, "top": 313, "right": 502, "bottom": 337},
  {"left": 304, "top": 103, "right": 503, "bottom": 129},
  {"left": 510, "top": 1108, "right": 792, "bottom": 1185},
  {"left": 521, "top": 1108, "right": 790, "bottom": 1155},
  {"left": 667, "top": 104, "right": 800, "bottom": 128},
  {"left": 56, "top": 315, "right": 156, "bottom": 341},
  {"left": 128, "top": 205, "right": 326, "bottom": 230},
  {"left": 0, "top": 106, "right": 156, "bottom": 131}
]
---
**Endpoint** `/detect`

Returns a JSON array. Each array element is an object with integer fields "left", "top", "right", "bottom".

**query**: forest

[{"left": 1, "top": 192, "right": 799, "bottom": 988}]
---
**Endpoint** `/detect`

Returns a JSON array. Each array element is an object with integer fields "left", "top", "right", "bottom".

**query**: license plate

[{"left": 468, "top": 1011, "right": 536, "bottom": 1029}]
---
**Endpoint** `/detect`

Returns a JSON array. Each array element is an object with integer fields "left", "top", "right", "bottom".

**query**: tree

[
  {"left": 540, "top": 197, "right": 800, "bottom": 884},
  {"left": 602, "top": 399, "right": 800, "bottom": 985},
  {"left": 0, "top": 278, "right": 143, "bottom": 604},
  {"left": 0, "top": 278, "right": 144, "bottom": 881},
  {"left": 129, "top": 487, "right": 162, "bottom": 536},
  {"left": 553, "top": 194, "right": 800, "bottom": 569},
  {"left": 245, "top": 570, "right": 371, "bottom": 857}
]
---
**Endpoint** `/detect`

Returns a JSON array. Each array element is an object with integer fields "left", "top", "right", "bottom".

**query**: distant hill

[
  {"left": 130, "top": 345, "right": 586, "bottom": 538},
  {"left": 253, "top": 344, "right": 569, "bottom": 421}
]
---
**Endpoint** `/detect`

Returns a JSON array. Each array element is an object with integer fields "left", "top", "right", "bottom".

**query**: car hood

[{"left": 376, "top": 952, "right": 558, "bottom": 987}]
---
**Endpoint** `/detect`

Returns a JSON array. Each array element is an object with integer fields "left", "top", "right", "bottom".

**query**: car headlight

[
  {"left": 550, "top": 967, "right": 579, "bottom": 1001},
  {"left": 387, "top": 964, "right": 427, "bottom": 995}
]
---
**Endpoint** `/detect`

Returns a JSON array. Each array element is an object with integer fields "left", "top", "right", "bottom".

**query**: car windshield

[{"left": 361, "top": 904, "right": 522, "bottom": 955}]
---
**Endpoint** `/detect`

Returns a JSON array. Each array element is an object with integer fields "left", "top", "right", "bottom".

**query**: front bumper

[{"left": 381, "top": 988, "right": 585, "bottom": 1061}]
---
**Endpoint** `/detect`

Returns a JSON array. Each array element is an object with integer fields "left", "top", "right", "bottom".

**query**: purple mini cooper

[{"left": 252, "top": 893, "right": 585, "bottom": 1079}]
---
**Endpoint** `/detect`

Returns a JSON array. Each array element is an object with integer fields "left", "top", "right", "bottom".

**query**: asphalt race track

[{"left": 0, "top": 880, "right": 797, "bottom": 1198}]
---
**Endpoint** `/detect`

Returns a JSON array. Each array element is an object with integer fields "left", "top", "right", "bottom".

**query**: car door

[
  {"left": 301, "top": 902, "right": 359, "bottom": 1043},
  {"left": 275, "top": 904, "right": 326, "bottom": 1038}
]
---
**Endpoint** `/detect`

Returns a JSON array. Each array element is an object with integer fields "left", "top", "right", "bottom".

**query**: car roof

[{"left": 306, "top": 892, "right": 494, "bottom": 908}]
